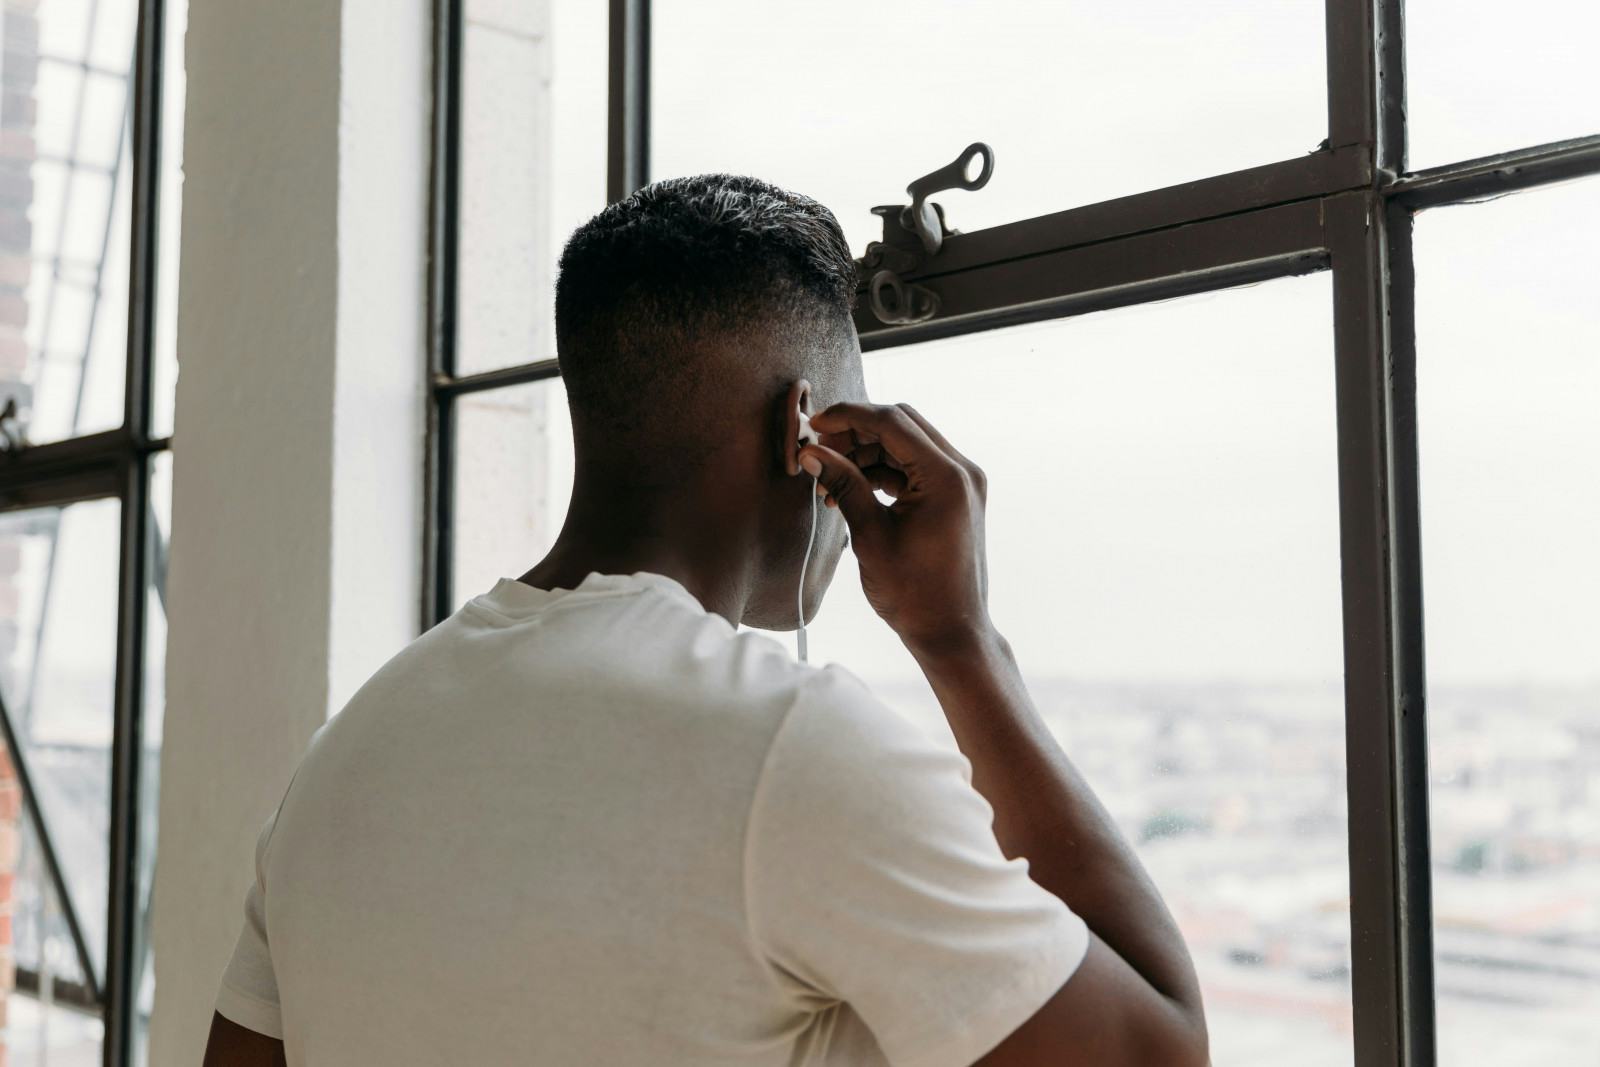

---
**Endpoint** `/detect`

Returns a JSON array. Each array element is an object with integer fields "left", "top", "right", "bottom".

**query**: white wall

[{"left": 148, "top": 0, "right": 429, "bottom": 1059}]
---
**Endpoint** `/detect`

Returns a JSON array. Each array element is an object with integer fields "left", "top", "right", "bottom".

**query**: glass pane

[
  {"left": 8, "top": 818, "right": 105, "bottom": 1065},
  {"left": 0, "top": 0, "right": 139, "bottom": 444},
  {"left": 131, "top": 450, "right": 170, "bottom": 1065},
  {"left": 151, "top": 0, "right": 189, "bottom": 439},
  {"left": 1408, "top": 1, "right": 1600, "bottom": 169},
  {"left": 0, "top": 498, "right": 120, "bottom": 984},
  {"left": 1416, "top": 179, "right": 1600, "bottom": 1064},
  {"left": 800, "top": 276, "right": 1353, "bottom": 1066},
  {"left": 451, "top": 379, "right": 574, "bottom": 608},
  {"left": 456, "top": 0, "right": 607, "bottom": 374},
  {"left": 12, "top": 813, "right": 91, "bottom": 988},
  {"left": 3, "top": 996, "right": 105, "bottom": 1067},
  {"left": 653, "top": 0, "right": 1328, "bottom": 256}
]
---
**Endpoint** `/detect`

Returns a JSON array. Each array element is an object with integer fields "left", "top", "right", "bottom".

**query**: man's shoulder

[{"left": 764, "top": 661, "right": 942, "bottom": 781}]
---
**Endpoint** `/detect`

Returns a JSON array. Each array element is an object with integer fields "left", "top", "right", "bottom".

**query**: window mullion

[
  {"left": 607, "top": 0, "right": 650, "bottom": 203},
  {"left": 423, "top": 0, "right": 464, "bottom": 629},
  {"left": 104, "top": 0, "right": 169, "bottom": 1059},
  {"left": 1327, "top": 189, "right": 1434, "bottom": 1067}
]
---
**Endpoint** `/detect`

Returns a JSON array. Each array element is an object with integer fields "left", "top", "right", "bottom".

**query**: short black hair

[{"left": 554, "top": 174, "right": 857, "bottom": 430}]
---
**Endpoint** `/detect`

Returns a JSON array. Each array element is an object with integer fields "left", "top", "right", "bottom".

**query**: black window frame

[
  {"left": 423, "top": 3, "right": 1600, "bottom": 1064},
  {"left": 0, "top": 0, "right": 173, "bottom": 1063}
]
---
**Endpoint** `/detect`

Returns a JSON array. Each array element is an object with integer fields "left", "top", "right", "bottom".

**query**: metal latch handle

[{"left": 906, "top": 143, "right": 994, "bottom": 255}]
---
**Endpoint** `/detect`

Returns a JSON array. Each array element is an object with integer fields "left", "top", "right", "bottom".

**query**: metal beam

[
  {"left": 1387, "top": 134, "right": 1600, "bottom": 209},
  {"left": 15, "top": 967, "right": 101, "bottom": 1015},
  {"left": 1374, "top": 0, "right": 1407, "bottom": 178},
  {"left": 887, "top": 146, "right": 1369, "bottom": 285},
  {"left": 607, "top": 0, "right": 649, "bottom": 202},
  {"left": 1380, "top": 195, "right": 1436, "bottom": 1067},
  {"left": 857, "top": 199, "right": 1328, "bottom": 349},
  {"left": 422, "top": 0, "right": 464, "bottom": 629},
  {"left": 1326, "top": 0, "right": 1377, "bottom": 151},
  {"left": 428, "top": 390, "right": 455, "bottom": 625},
  {"left": 432, "top": 359, "right": 561, "bottom": 399},
  {"left": 0, "top": 429, "right": 152, "bottom": 509},
  {"left": 1326, "top": 191, "right": 1436, "bottom": 1067},
  {"left": 105, "top": 452, "right": 151, "bottom": 1065},
  {"left": 103, "top": 0, "right": 167, "bottom": 1056},
  {"left": 0, "top": 462, "right": 121, "bottom": 515},
  {"left": 426, "top": 0, "right": 462, "bottom": 386},
  {"left": 1327, "top": 190, "right": 1402, "bottom": 1067}
]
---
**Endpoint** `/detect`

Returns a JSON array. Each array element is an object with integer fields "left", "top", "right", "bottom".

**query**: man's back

[{"left": 215, "top": 571, "right": 1087, "bottom": 1065}]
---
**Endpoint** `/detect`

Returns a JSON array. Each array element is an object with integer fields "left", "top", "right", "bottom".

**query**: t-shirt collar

[{"left": 478, "top": 570, "right": 707, "bottom": 617}]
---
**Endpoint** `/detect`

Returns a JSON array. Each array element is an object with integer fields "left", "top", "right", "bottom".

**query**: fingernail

[{"left": 800, "top": 455, "right": 822, "bottom": 477}]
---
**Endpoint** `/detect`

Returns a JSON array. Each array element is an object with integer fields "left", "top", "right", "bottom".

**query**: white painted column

[{"left": 148, "top": 0, "right": 429, "bottom": 1059}]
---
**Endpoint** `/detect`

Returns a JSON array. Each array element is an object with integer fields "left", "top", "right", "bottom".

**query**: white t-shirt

[{"left": 216, "top": 571, "right": 1089, "bottom": 1065}]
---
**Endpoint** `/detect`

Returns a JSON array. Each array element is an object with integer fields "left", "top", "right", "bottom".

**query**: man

[{"left": 204, "top": 174, "right": 1208, "bottom": 1066}]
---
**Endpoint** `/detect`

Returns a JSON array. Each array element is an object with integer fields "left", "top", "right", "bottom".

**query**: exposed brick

[
  {"left": 0, "top": 164, "right": 29, "bottom": 204},
  {"left": 0, "top": 254, "right": 25, "bottom": 287},
  {"left": 0, "top": 52, "right": 35, "bottom": 93},
  {"left": 0, "top": 96, "right": 34, "bottom": 133},
  {"left": 1, "top": 13, "right": 37, "bottom": 53},
  {"left": 0, "top": 130, "right": 33, "bottom": 161},
  {"left": 0, "top": 213, "right": 27, "bottom": 250},
  {"left": 0, "top": 328, "right": 26, "bottom": 365}
]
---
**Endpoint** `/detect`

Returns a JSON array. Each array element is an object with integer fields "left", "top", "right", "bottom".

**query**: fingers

[
  {"left": 894, "top": 403, "right": 980, "bottom": 476},
  {"left": 860, "top": 464, "right": 909, "bottom": 498},
  {"left": 808, "top": 403, "right": 945, "bottom": 474},
  {"left": 799, "top": 443, "right": 889, "bottom": 538}
]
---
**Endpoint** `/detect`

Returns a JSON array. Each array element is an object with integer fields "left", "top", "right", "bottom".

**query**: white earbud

[{"left": 797, "top": 409, "right": 817, "bottom": 448}]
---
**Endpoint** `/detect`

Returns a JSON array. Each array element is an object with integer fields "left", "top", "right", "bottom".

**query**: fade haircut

[{"left": 554, "top": 174, "right": 858, "bottom": 435}]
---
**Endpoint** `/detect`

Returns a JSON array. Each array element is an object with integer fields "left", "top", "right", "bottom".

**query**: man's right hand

[{"left": 800, "top": 402, "right": 993, "bottom": 654}]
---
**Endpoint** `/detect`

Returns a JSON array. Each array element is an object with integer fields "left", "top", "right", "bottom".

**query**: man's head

[{"left": 554, "top": 174, "right": 865, "bottom": 629}]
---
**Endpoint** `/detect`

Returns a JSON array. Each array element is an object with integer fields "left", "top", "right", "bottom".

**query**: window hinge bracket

[{"left": 857, "top": 142, "right": 994, "bottom": 325}]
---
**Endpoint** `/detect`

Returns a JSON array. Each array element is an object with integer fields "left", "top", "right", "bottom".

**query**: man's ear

[{"left": 780, "top": 378, "right": 811, "bottom": 477}]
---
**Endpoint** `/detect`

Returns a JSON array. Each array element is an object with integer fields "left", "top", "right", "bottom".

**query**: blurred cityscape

[{"left": 872, "top": 675, "right": 1600, "bottom": 1066}]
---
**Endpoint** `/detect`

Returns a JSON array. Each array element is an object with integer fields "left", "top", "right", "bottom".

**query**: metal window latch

[{"left": 857, "top": 143, "right": 994, "bottom": 326}]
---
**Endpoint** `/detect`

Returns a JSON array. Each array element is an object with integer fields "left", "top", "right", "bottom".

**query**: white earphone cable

[{"left": 797, "top": 480, "right": 818, "bottom": 663}]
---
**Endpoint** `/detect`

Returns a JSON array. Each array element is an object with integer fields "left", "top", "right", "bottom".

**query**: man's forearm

[{"left": 908, "top": 625, "right": 1204, "bottom": 1015}]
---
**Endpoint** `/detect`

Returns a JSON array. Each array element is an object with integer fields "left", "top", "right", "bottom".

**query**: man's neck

[{"left": 516, "top": 486, "right": 757, "bottom": 628}]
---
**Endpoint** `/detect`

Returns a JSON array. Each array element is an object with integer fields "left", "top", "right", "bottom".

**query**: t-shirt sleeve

[
  {"left": 745, "top": 664, "right": 1090, "bottom": 1067},
  {"left": 213, "top": 806, "right": 285, "bottom": 1039}
]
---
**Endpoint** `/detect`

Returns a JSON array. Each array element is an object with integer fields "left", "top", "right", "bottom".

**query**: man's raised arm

[{"left": 802, "top": 401, "right": 1208, "bottom": 1067}]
